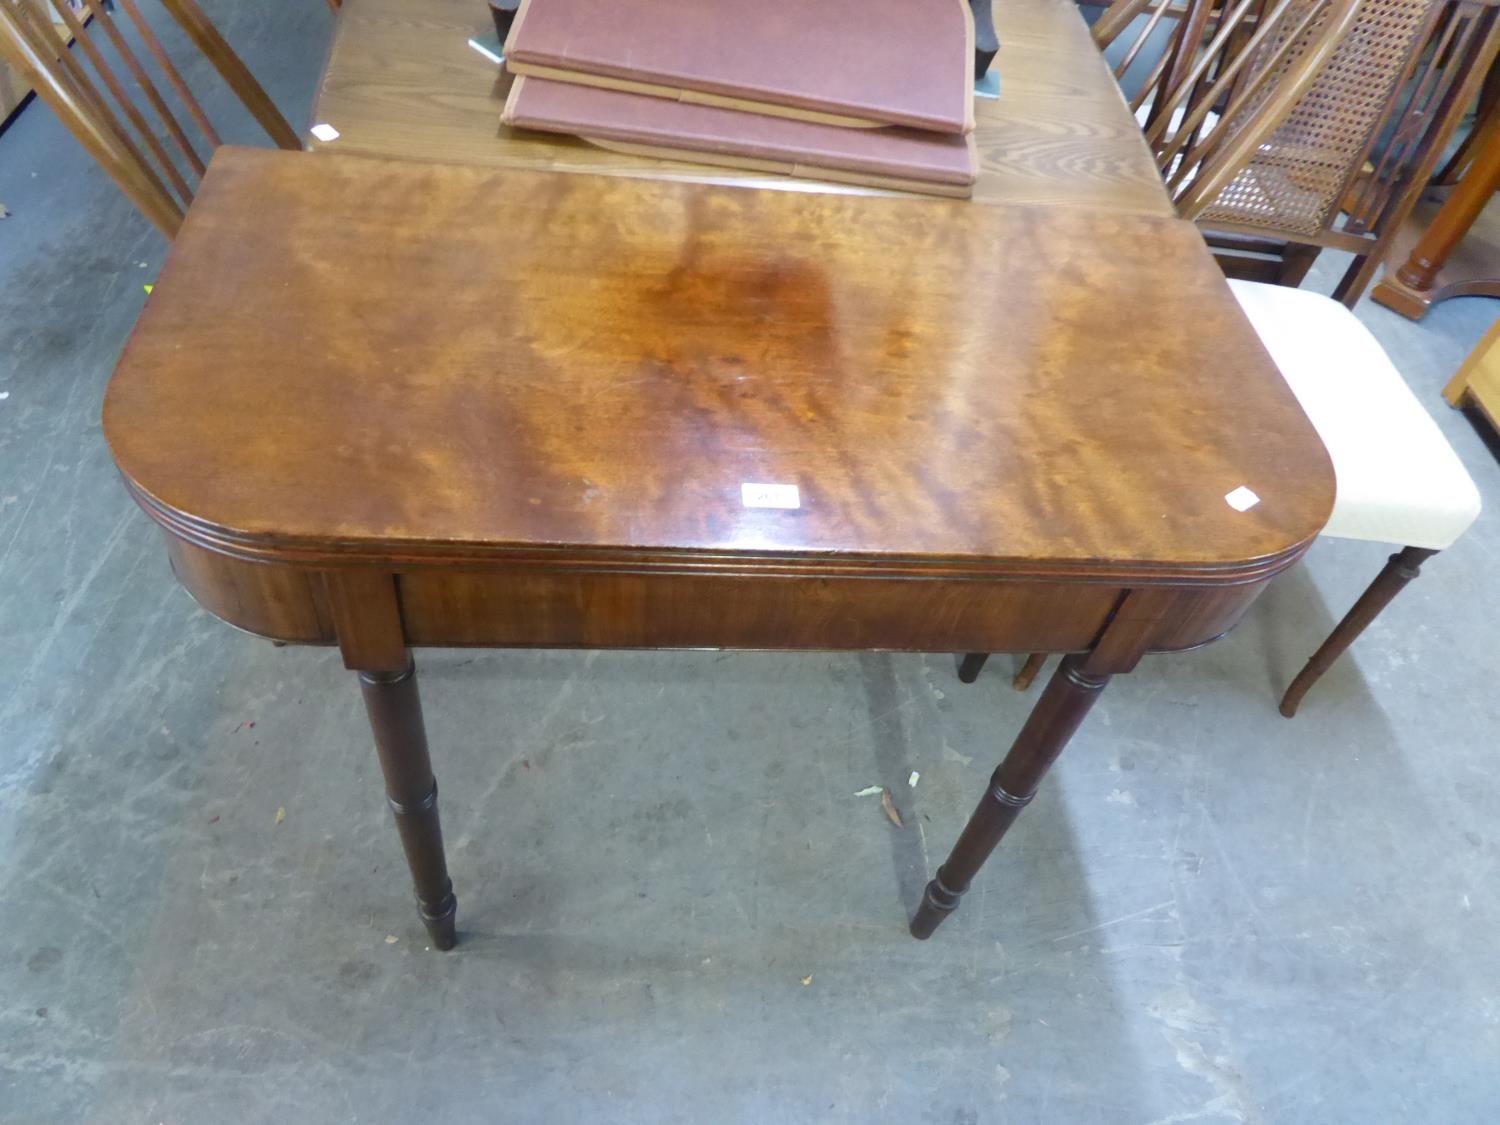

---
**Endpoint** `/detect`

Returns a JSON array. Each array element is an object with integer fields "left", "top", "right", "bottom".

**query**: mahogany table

[
  {"left": 103, "top": 149, "right": 1333, "bottom": 947},
  {"left": 309, "top": 0, "right": 1174, "bottom": 218}
]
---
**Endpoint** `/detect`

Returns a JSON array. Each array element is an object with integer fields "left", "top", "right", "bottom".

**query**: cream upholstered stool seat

[
  {"left": 956, "top": 279, "right": 1482, "bottom": 716},
  {"left": 1227, "top": 280, "right": 1480, "bottom": 714},
  {"left": 1226, "top": 280, "right": 1480, "bottom": 552}
]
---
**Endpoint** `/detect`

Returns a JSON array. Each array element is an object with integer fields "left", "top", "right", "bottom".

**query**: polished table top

[
  {"left": 311, "top": 0, "right": 1174, "bottom": 217},
  {"left": 104, "top": 148, "right": 1329, "bottom": 582}
]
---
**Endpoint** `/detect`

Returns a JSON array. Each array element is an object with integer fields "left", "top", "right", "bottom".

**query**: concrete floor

[{"left": 3, "top": 4, "right": 1500, "bottom": 1122}]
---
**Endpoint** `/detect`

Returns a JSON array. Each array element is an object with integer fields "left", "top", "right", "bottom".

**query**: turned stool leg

[
  {"left": 359, "top": 657, "right": 458, "bottom": 950},
  {"left": 912, "top": 653, "right": 1111, "bottom": 939},
  {"left": 1279, "top": 546, "right": 1438, "bottom": 718}
]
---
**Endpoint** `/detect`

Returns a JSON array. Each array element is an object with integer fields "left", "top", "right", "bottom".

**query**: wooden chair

[
  {"left": 959, "top": 279, "right": 1482, "bottom": 715},
  {"left": 1093, "top": 0, "right": 1500, "bottom": 306},
  {"left": 1432, "top": 53, "right": 1500, "bottom": 184},
  {"left": 0, "top": 0, "right": 300, "bottom": 238}
]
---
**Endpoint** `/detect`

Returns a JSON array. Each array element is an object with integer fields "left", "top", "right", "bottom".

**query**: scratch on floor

[
  {"left": 449, "top": 652, "right": 600, "bottom": 850},
  {"left": 1046, "top": 898, "right": 1175, "bottom": 943}
]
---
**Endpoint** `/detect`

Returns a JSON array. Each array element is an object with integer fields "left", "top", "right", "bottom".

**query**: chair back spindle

[
  {"left": 1089, "top": 0, "right": 1500, "bottom": 305},
  {"left": 0, "top": 0, "right": 300, "bottom": 238}
]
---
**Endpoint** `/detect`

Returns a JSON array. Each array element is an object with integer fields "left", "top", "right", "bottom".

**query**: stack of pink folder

[{"left": 499, "top": 0, "right": 979, "bottom": 198}]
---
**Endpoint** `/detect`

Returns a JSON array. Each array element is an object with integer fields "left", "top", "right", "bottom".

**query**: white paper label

[
  {"left": 741, "top": 482, "right": 800, "bottom": 509},
  {"left": 310, "top": 123, "right": 341, "bottom": 142},
  {"left": 1225, "top": 485, "right": 1261, "bottom": 512}
]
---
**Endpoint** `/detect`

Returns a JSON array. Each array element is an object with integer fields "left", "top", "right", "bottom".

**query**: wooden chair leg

[
  {"left": 957, "top": 652, "right": 1047, "bottom": 690},
  {"left": 1331, "top": 248, "right": 1384, "bottom": 309},
  {"left": 1013, "top": 653, "right": 1047, "bottom": 691},
  {"left": 1434, "top": 57, "right": 1500, "bottom": 185},
  {"left": 1279, "top": 546, "right": 1438, "bottom": 717},
  {"left": 1277, "top": 242, "right": 1321, "bottom": 288}
]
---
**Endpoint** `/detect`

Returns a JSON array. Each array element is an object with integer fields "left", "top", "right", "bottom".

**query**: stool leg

[
  {"left": 359, "top": 657, "right": 458, "bottom": 949},
  {"left": 912, "top": 654, "right": 1111, "bottom": 939},
  {"left": 1279, "top": 546, "right": 1438, "bottom": 718}
]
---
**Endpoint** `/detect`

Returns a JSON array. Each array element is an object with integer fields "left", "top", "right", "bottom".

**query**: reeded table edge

[{"left": 120, "top": 476, "right": 1324, "bottom": 588}]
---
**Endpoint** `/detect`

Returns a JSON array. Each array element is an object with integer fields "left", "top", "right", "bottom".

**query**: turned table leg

[
  {"left": 956, "top": 652, "right": 990, "bottom": 683},
  {"left": 970, "top": 0, "right": 999, "bottom": 79},
  {"left": 359, "top": 656, "right": 458, "bottom": 950},
  {"left": 911, "top": 653, "right": 1111, "bottom": 939}
]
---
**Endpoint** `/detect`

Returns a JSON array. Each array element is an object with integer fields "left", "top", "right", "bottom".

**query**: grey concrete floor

[{"left": 3, "top": 4, "right": 1500, "bottom": 1122}]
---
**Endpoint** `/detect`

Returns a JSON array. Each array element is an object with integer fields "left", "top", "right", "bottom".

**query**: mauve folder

[
  {"left": 503, "top": 76, "right": 978, "bottom": 197},
  {"left": 503, "top": 0, "right": 975, "bottom": 134}
]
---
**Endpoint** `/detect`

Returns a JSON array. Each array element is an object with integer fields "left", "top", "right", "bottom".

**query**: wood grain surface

[
  {"left": 105, "top": 148, "right": 1330, "bottom": 582},
  {"left": 309, "top": 0, "right": 1172, "bottom": 214}
]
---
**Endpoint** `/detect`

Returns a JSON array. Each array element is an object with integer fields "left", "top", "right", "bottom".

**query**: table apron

[{"left": 164, "top": 535, "right": 1268, "bottom": 658}]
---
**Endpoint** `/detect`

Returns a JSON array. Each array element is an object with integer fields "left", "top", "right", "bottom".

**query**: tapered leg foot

[
  {"left": 1279, "top": 546, "right": 1436, "bottom": 717},
  {"left": 420, "top": 888, "right": 458, "bottom": 951},
  {"left": 910, "top": 870, "right": 967, "bottom": 939},
  {"left": 913, "top": 654, "right": 1111, "bottom": 939},
  {"left": 957, "top": 653, "right": 990, "bottom": 683},
  {"left": 359, "top": 657, "right": 459, "bottom": 950}
]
